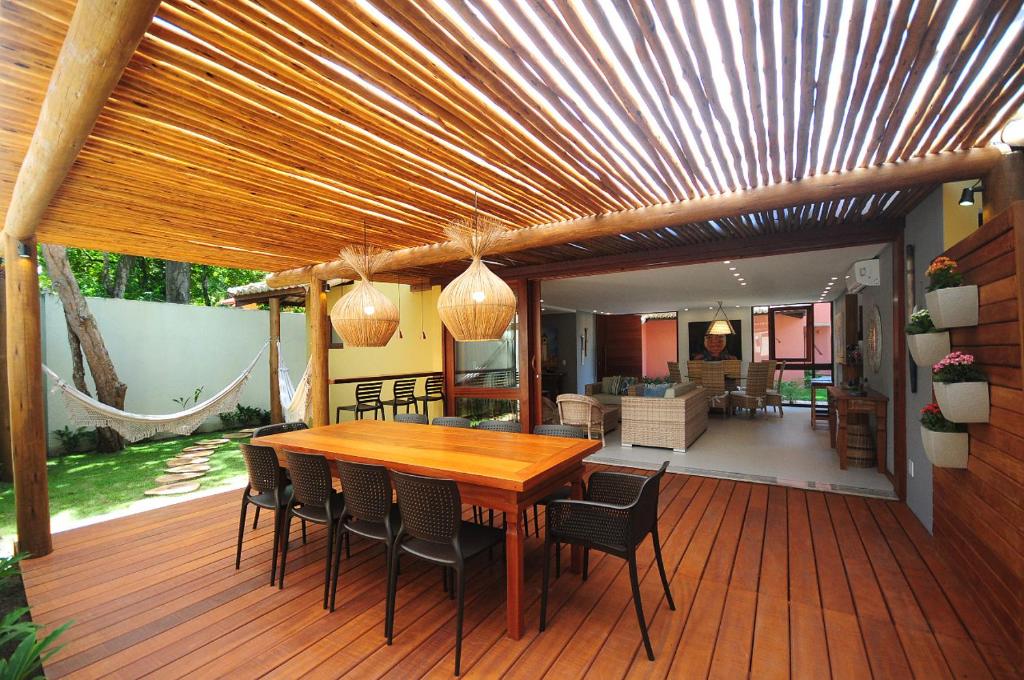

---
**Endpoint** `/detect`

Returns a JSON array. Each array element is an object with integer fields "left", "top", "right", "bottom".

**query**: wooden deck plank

[{"left": 16, "top": 470, "right": 1010, "bottom": 679}]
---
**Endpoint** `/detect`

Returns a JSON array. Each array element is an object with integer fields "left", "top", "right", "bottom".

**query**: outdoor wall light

[
  {"left": 17, "top": 240, "right": 32, "bottom": 258},
  {"left": 959, "top": 180, "right": 982, "bottom": 206}
]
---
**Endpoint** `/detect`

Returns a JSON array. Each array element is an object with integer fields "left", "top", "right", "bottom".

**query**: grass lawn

[{"left": 0, "top": 430, "right": 250, "bottom": 545}]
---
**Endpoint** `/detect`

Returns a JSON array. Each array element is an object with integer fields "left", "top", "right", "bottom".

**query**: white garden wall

[{"left": 40, "top": 294, "right": 307, "bottom": 450}]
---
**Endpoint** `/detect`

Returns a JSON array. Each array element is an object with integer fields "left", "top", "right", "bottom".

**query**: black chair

[
  {"left": 418, "top": 375, "right": 446, "bottom": 416},
  {"left": 386, "top": 471, "right": 503, "bottom": 676},
  {"left": 475, "top": 419, "right": 520, "bottom": 433},
  {"left": 394, "top": 413, "right": 428, "bottom": 424},
  {"left": 382, "top": 378, "right": 419, "bottom": 418},
  {"left": 431, "top": 416, "right": 471, "bottom": 428},
  {"left": 236, "top": 444, "right": 293, "bottom": 585},
  {"left": 329, "top": 461, "right": 399, "bottom": 612},
  {"left": 252, "top": 421, "right": 309, "bottom": 438},
  {"left": 337, "top": 381, "right": 385, "bottom": 422},
  {"left": 540, "top": 461, "right": 674, "bottom": 661},
  {"left": 532, "top": 424, "right": 588, "bottom": 558},
  {"left": 278, "top": 451, "right": 347, "bottom": 609},
  {"left": 473, "top": 420, "right": 533, "bottom": 534}
]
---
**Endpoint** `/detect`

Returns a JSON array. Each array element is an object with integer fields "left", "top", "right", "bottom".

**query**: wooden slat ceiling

[{"left": 2, "top": 0, "right": 1023, "bottom": 273}]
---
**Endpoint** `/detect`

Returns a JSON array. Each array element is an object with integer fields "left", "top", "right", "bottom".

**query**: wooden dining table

[{"left": 251, "top": 420, "right": 602, "bottom": 640}]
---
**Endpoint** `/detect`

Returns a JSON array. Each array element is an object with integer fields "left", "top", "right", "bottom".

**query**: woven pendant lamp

[
  {"left": 329, "top": 240, "right": 399, "bottom": 347},
  {"left": 437, "top": 202, "right": 516, "bottom": 341},
  {"left": 707, "top": 301, "right": 735, "bottom": 335}
]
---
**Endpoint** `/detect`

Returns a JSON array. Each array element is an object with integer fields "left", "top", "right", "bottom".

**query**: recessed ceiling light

[
  {"left": 683, "top": 308, "right": 689, "bottom": 311},
  {"left": 735, "top": 305, "right": 740, "bottom": 308},
  {"left": 738, "top": 278, "right": 745, "bottom": 282},
  {"left": 733, "top": 272, "right": 740, "bottom": 277},
  {"left": 741, "top": 282, "right": 747, "bottom": 286},
  {"left": 708, "top": 306, "right": 714, "bottom": 310},
  {"left": 830, "top": 276, "right": 838, "bottom": 281},
  {"left": 723, "top": 260, "right": 731, "bottom": 264},
  {"left": 729, "top": 267, "right": 736, "bottom": 271},
  {"left": 845, "top": 275, "right": 850, "bottom": 279},
  {"left": 592, "top": 309, "right": 597, "bottom": 313}
]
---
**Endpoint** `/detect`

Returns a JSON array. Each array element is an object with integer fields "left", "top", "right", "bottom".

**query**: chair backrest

[
  {"left": 744, "top": 362, "right": 772, "bottom": 397},
  {"left": 355, "top": 381, "right": 384, "bottom": 402},
  {"left": 556, "top": 394, "right": 601, "bottom": 426},
  {"left": 533, "top": 424, "right": 587, "bottom": 439},
  {"left": 392, "top": 378, "right": 417, "bottom": 400},
  {"left": 667, "top": 361, "right": 682, "bottom": 383},
  {"left": 686, "top": 360, "right": 703, "bottom": 384},
  {"left": 336, "top": 460, "right": 392, "bottom": 523},
  {"left": 252, "top": 422, "right": 309, "bottom": 438},
  {"left": 476, "top": 419, "right": 521, "bottom": 433},
  {"left": 701, "top": 361, "right": 726, "bottom": 391},
  {"left": 432, "top": 416, "right": 472, "bottom": 428},
  {"left": 631, "top": 461, "right": 670, "bottom": 539},
  {"left": 723, "top": 359, "right": 742, "bottom": 379},
  {"left": 394, "top": 413, "right": 428, "bottom": 424},
  {"left": 425, "top": 375, "right": 444, "bottom": 396},
  {"left": 240, "top": 444, "right": 284, "bottom": 494},
  {"left": 774, "top": 361, "right": 787, "bottom": 390},
  {"left": 284, "top": 450, "right": 335, "bottom": 507},
  {"left": 392, "top": 470, "right": 460, "bottom": 544}
]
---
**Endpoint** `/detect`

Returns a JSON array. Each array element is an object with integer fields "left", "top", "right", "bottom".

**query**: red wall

[{"left": 641, "top": 318, "right": 677, "bottom": 378}]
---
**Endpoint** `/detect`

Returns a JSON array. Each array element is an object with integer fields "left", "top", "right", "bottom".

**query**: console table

[{"left": 826, "top": 386, "right": 888, "bottom": 471}]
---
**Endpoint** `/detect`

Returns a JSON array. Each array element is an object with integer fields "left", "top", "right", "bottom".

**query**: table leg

[
  {"left": 570, "top": 475, "right": 583, "bottom": 574},
  {"left": 836, "top": 401, "right": 848, "bottom": 470},
  {"left": 876, "top": 403, "right": 888, "bottom": 472},
  {"left": 505, "top": 510, "right": 524, "bottom": 639}
]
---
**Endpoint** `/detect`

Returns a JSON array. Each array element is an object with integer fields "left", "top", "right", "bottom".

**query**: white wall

[
  {"left": 677, "top": 307, "right": 754, "bottom": 362},
  {"left": 41, "top": 295, "right": 307, "bottom": 449},
  {"left": 575, "top": 311, "right": 596, "bottom": 392},
  {"left": 855, "top": 245, "right": 895, "bottom": 475}
]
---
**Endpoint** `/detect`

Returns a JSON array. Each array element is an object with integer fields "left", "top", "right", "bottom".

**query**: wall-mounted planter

[
  {"left": 920, "top": 426, "right": 969, "bottom": 469},
  {"left": 934, "top": 381, "right": 990, "bottom": 423},
  {"left": 925, "top": 285, "right": 978, "bottom": 329},
  {"left": 907, "top": 331, "right": 951, "bottom": 367}
]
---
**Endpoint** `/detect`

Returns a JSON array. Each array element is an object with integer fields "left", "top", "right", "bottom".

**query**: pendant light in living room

[
  {"left": 707, "top": 301, "right": 735, "bottom": 335},
  {"left": 329, "top": 222, "right": 399, "bottom": 347},
  {"left": 437, "top": 196, "right": 516, "bottom": 341}
]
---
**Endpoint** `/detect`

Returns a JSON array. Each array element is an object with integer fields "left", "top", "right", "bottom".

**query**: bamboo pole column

[
  {"left": 0, "top": 267, "right": 11, "bottom": 483},
  {"left": 269, "top": 296, "right": 282, "bottom": 423},
  {"left": 4, "top": 235, "right": 51, "bottom": 556},
  {"left": 308, "top": 278, "right": 330, "bottom": 427}
]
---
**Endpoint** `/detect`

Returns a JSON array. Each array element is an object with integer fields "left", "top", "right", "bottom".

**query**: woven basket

[{"left": 845, "top": 423, "right": 875, "bottom": 468}]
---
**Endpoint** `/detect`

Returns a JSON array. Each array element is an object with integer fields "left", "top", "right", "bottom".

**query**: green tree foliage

[{"left": 38, "top": 247, "right": 265, "bottom": 305}]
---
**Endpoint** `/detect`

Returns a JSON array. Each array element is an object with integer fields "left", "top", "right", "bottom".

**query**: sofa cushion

[
  {"left": 641, "top": 384, "right": 668, "bottom": 398},
  {"left": 591, "top": 392, "right": 621, "bottom": 406},
  {"left": 665, "top": 381, "right": 698, "bottom": 398},
  {"left": 601, "top": 376, "right": 619, "bottom": 395}
]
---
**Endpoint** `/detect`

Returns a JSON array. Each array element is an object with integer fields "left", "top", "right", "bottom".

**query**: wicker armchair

[
  {"left": 541, "top": 461, "right": 674, "bottom": 661},
  {"left": 730, "top": 361, "right": 772, "bottom": 416},
  {"left": 667, "top": 361, "right": 682, "bottom": 383},
  {"left": 765, "top": 361, "right": 785, "bottom": 417},
  {"left": 701, "top": 362, "right": 730, "bottom": 417},
  {"left": 686, "top": 360, "right": 703, "bottom": 384},
  {"left": 556, "top": 393, "right": 606, "bottom": 444}
]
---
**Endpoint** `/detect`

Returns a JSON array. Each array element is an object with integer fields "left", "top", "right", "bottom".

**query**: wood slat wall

[
  {"left": 937, "top": 201, "right": 1024, "bottom": 662},
  {"left": 596, "top": 314, "right": 643, "bottom": 379}
]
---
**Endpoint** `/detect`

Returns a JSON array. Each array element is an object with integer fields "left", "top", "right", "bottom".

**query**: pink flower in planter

[{"left": 932, "top": 351, "right": 975, "bottom": 373}]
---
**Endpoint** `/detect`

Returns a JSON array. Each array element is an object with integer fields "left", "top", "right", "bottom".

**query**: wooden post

[
  {"left": 268, "top": 296, "right": 282, "bottom": 423},
  {"left": 0, "top": 267, "right": 11, "bottom": 483},
  {"left": 982, "top": 150, "right": 1024, "bottom": 222},
  {"left": 309, "top": 277, "right": 330, "bottom": 427},
  {"left": 4, "top": 235, "right": 51, "bottom": 556}
]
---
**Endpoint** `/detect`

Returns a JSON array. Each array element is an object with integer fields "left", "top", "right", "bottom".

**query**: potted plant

[
  {"left": 924, "top": 256, "right": 978, "bottom": 328},
  {"left": 919, "top": 402, "right": 968, "bottom": 468},
  {"left": 905, "top": 309, "right": 951, "bottom": 366},
  {"left": 932, "top": 351, "right": 989, "bottom": 423}
]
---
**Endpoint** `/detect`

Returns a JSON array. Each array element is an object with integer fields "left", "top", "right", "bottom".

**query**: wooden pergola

[{"left": 2, "top": 0, "right": 1023, "bottom": 558}]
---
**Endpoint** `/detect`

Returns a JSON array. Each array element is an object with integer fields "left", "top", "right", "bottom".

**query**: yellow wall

[
  {"left": 319, "top": 283, "right": 445, "bottom": 422},
  {"left": 942, "top": 180, "right": 983, "bottom": 249}
]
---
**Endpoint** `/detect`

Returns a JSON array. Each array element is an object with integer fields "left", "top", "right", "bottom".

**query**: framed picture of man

[{"left": 688, "top": 321, "right": 743, "bottom": 360}]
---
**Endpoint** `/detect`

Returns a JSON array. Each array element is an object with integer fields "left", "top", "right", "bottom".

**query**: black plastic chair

[
  {"left": 394, "top": 413, "right": 428, "bottom": 424},
  {"left": 533, "top": 424, "right": 586, "bottom": 438},
  {"left": 418, "top": 375, "right": 446, "bottom": 416},
  {"left": 431, "top": 416, "right": 471, "bottom": 428},
  {"left": 237, "top": 444, "right": 292, "bottom": 585},
  {"left": 329, "top": 461, "right": 399, "bottom": 612},
  {"left": 337, "top": 381, "right": 385, "bottom": 422},
  {"left": 386, "top": 471, "right": 503, "bottom": 676},
  {"left": 278, "top": 451, "right": 347, "bottom": 609},
  {"left": 382, "top": 378, "right": 419, "bottom": 418},
  {"left": 473, "top": 420, "right": 532, "bottom": 533},
  {"left": 532, "top": 424, "right": 588, "bottom": 558},
  {"left": 475, "top": 419, "right": 520, "bottom": 433},
  {"left": 252, "top": 421, "right": 309, "bottom": 438},
  {"left": 540, "top": 461, "right": 674, "bottom": 661}
]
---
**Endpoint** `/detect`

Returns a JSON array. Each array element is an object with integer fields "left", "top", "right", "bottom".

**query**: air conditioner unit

[{"left": 846, "top": 259, "right": 880, "bottom": 294}]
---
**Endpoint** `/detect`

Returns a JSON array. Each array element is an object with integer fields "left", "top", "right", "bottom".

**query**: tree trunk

[
  {"left": 66, "top": 321, "right": 89, "bottom": 395},
  {"left": 112, "top": 255, "right": 134, "bottom": 298},
  {"left": 200, "top": 265, "right": 212, "bottom": 306},
  {"left": 42, "top": 245, "right": 126, "bottom": 452},
  {"left": 164, "top": 260, "right": 190, "bottom": 304}
]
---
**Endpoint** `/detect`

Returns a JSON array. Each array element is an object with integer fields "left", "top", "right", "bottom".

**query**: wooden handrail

[{"left": 331, "top": 370, "right": 442, "bottom": 385}]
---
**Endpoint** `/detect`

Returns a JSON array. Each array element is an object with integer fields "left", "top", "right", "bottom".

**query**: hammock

[
  {"left": 43, "top": 344, "right": 268, "bottom": 442},
  {"left": 283, "top": 356, "right": 312, "bottom": 423}
]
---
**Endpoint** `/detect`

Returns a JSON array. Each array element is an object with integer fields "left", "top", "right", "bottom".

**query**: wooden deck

[{"left": 21, "top": 470, "right": 1015, "bottom": 679}]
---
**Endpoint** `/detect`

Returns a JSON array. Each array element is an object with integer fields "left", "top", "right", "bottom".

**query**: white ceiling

[{"left": 540, "top": 244, "right": 886, "bottom": 314}]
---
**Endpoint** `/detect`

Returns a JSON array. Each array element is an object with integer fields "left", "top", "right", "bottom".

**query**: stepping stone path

[
  {"left": 144, "top": 481, "right": 201, "bottom": 496},
  {"left": 179, "top": 452, "right": 211, "bottom": 460},
  {"left": 165, "top": 463, "right": 212, "bottom": 474},
  {"left": 155, "top": 472, "right": 205, "bottom": 484},
  {"left": 182, "top": 445, "right": 217, "bottom": 453},
  {"left": 224, "top": 432, "right": 250, "bottom": 440},
  {"left": 197, "top": 438, "right": 229, "bottom": 445},
  {"left": 166, "top": 456, "right": 209, "bottom": 467}
]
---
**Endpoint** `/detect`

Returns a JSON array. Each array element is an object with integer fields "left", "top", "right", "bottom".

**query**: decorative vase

[
  {"left": 933, "top": 381, "right": 989, "bottom": 423},
  {"left": 907, "top": 331, "right": 951, "bottom": 367},
  {"left": 920, "top": 426, "right": 969, "bottom": 469},
  {"left": 925, "top": 285, "right": 978, "bottom": 329}
]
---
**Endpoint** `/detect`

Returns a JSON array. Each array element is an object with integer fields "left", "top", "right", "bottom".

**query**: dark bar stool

[
  {"left": 381, "top": 378, "right": 419, "bottom": 418},
  {"left": 336, "top": 381, "right": 384, "bottom": 423},
  {"left": 386, "top": 471, "right": 503, "bottom": 676},
  {"left": 418, "top": 375, "right": 446, "bottom": 417}
]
